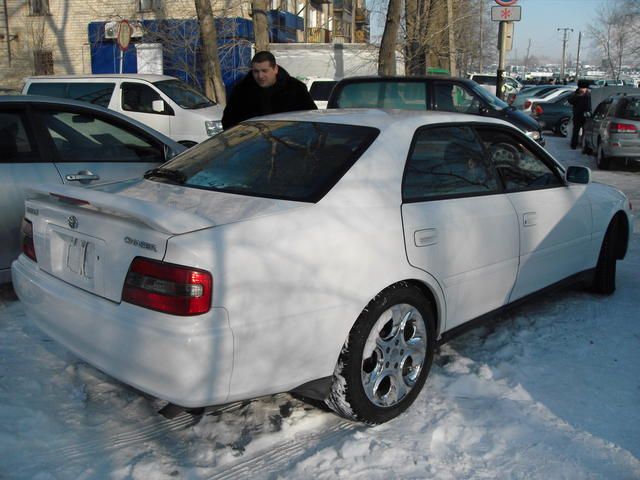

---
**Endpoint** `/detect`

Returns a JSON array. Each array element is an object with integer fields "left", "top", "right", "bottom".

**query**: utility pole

[
  {"left": 351, "top": 0, "right": 356, "bottom": 42},
  {"left": 557, "top": 27, "right": 573, "bottom": 79},
  {"left": 575, "top": 31, "right": 582, "bottom": 78}
]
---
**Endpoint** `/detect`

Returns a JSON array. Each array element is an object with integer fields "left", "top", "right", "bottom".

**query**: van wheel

[
  {"left": 596, "top": 143, "right": 611, "bottom": 170},
  {"left": 325, "top": 283, "right": 435, "bottom": 424}
]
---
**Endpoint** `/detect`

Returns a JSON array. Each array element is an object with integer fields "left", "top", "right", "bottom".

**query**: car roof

[
  {"left": 335, "top": 75, "right": 474, "bottom": 84},
  {"left": 0, "top": 95, "right": 181, "bottom": 147},
  {"left": 23, "top": 74, "right": 176, "bottom": 83},
  {"left": 246, "top": 108, "right": 515, "bottom": 131}
]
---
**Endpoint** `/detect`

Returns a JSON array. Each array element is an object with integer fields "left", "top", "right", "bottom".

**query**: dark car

[
  {"left": 583, "top": 93, "right": 640, "bottom": 169},
  {"left": 326, "top": 76, "right": 545, "bottom": 145},
  {"left": 530, "top": 90, "right": 573, "bottom": 137}
]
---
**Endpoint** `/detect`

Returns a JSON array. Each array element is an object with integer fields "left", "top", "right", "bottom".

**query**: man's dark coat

[{"left": 221, "top": 66, "right": 317, "bottom": 130}]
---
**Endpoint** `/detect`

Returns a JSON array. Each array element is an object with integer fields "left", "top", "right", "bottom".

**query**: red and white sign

[
  {"left": 495, "top": 0, "right": 518, "bottom": 5},
  {"left": 491, "top": 6, "right": 522, "bottom": 21},
  {"left": 116, "top": 20, "right": 133, "bottom": 51}
]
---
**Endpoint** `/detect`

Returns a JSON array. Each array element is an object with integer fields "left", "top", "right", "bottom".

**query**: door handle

[
  {"left": 523, "top": 212, "right": 537, "bottom": 227},
  {"left": 65, "top": 171, "right": 100, "bottom": 183},
  {"left": 414, "top": 228, "right": 438, "bottom": 247}
]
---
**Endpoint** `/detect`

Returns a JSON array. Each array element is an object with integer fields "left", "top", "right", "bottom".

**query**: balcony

[
  {"left": 306, "top": 27, "right": 331, "bottom": 43},
  {"left": 333, "top": 0, "right": 353, "bottom": 13}
]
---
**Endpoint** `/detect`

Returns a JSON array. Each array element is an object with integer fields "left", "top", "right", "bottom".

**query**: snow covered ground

[{"left": 1, "top": 135, "right": 639, "bottom": 479}]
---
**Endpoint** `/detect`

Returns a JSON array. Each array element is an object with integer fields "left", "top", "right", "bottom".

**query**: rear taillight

[
  {"left": 21, "top": 218, "right": 37, "bottom": 262},
  {"left": 608, "top": 122, "right": 637, "bottom": 133},
  {"left": 507, "top": 94, "right": 516, "bottom": 105},
  {"left": 533, "top": 104, "right": 544, "bottom": 116},
  {"left": 122, "top": 257, "right": 212, "bottom": 316},
  {"left": 524, "top": 100, "right": 532, "bottom": 109}
]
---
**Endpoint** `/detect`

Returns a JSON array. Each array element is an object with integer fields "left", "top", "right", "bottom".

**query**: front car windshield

[
  {"left": 153, "top": 79, "right": 215, "bottom": 109},
  {"left": 155, "top": 121, "right": 379, "bottom": 202},
  {"left": 468, "top": 82, "right": 509, "bottom": 110}
]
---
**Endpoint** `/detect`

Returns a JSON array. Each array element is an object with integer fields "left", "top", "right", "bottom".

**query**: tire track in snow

[{"left": 208, "top": 418, "right": 359, "bottom": 480}]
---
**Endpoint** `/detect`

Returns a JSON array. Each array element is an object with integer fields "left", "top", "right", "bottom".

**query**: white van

[{"left": 22, "top": 74, "right": 224, "bottom": 146}]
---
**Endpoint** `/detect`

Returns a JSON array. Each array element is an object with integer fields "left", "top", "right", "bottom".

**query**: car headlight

[
  {"left": 526, "top": 130, "right": 541, "bottom": 141},
  {"left": 205, "top": 120, "right": 223, "bottom": 136}
]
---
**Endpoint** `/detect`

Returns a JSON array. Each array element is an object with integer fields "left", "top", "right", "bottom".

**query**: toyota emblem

[{"left": 68, "top": 215, "right": 78, "bottom": 229}]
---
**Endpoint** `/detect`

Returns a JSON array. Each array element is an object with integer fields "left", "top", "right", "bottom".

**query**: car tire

[
  {"left": 592, "top": 217, "right": 620, "bottom": 295},
  {"left": 596, "top": 143, "right": 611, "bottom": 170},
  {"left": 325, "top": 282, "right": 435, "bottom": 424},
  {"left": 557, "top": 118, "right": 569, "bottom": 137},
  {"left": 581, "top": 133, "right": 592, "bottom": 155}
]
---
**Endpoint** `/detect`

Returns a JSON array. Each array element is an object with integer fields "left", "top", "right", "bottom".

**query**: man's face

[{"left": 252, "top": 61, "right": 278, "bottom": 88}]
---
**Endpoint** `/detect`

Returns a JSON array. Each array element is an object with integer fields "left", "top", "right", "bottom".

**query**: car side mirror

[
  {"left": 566, "top": 165, "right": 591, "bottom": 184},
  {"left": 584, "top": 111, "right": 592, "bottom": 118},
  {"left": 478, "top": 105, "right": 490, "bottom": 115},
  {"left": 152, "top": 99, "right": 165, "bottom": 113}
]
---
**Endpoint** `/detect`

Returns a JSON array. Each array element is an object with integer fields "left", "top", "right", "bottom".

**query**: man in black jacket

[
  {"left": 221, "top": 51, "right": 317, "bottom": 130},
  {"left": 567, "top": 79, "right": 592, "bottom": 149}
]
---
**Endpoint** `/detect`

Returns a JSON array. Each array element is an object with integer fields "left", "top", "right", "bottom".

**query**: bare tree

[
  {"left": 378, "top": 0, "right": 402, "bottom": 75},
  {"left": 194, "top": 0, "right": 226, "bottom": 103},
  {"left": 252, "top": 0, "right": 270, "bottom": 52},
  {"left": 588, "top": 2, "right": 639, "bottom": 79}
]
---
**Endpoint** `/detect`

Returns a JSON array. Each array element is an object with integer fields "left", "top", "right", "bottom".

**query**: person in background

[
  {"left": 567, "top": 79, "right": 592, "bottom": 149},
  {"left": 222, "top": 51, "right": 317, "bottom": 130}
]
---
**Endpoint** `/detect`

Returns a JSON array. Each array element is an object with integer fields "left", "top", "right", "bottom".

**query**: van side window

[
  {"left": 121, "top": 83, "right": 164, "bottom": 114},
  {"left": 67, "top": 83, "right": 115, "bottom": 108},
  {"left": 403, "top": 126, "right": 499, "bottom": 202},
  {"left": 27, "top": 83, "right": 67, "bottom": 98}
]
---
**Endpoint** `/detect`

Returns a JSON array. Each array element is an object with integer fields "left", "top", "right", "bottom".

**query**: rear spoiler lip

[{"left": 25, "top": 184, "right": 216, "bottom": 235}]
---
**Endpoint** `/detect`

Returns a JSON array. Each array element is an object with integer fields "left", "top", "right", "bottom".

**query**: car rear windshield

[
  {"left": 617, "top": 98, "right": 640, "bottom": 120},
  {"left": 153, "top": 79, "right": 214, "bottom": 109},
  {"left": 309, "top": 81, "right": 337, "bottom": 101},
  {"left": 156, "top": 121, "right": 379, "bottom": 202}
]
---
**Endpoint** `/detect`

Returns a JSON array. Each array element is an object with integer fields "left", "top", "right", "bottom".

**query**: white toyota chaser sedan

[{"left": 12, "top": 110, "right": 633, "bottom": 424}]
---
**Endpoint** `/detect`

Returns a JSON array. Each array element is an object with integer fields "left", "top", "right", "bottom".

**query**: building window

[
  {"left": 138, "top": 0, "right": 161, "bottom": 12},
  {"left": 30, "top": 0, "right": 49, "bottom": 15},
  {"left": 33, "top": 50, "right": 54, "bottom": 75}
]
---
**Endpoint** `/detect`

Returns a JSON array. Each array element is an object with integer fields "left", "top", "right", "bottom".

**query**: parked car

[
  {"left": 468, "top": 73, "right": 522, "bottom": 96},
  {"left": 530, "top": 90, "right": 573, "bottom": 137},
  {"left": 583, "top": 93, "right": 640, "bottom": 169},
  {"left": 519, "top": 86, "right": 574, "bottom": 113},
  {"left": 594, "top": 79, "right": 624, "bottom": 87},
  {"left": 326, "top": 76, "right": 545, "bottom": 145},
  {"left": 12, "top": 109, "right": 632, "bottom": 424},
  {"left": 22, "top": 74, "right": 223, "bottom": 146},
  {"left": 303, "top": 77, "right": 338, "bottom": 109},
  {"left": 0, "top": 95, "right": 185, "bottom": 283},
  {"left": 509, "top": 85, "right": 567, "bottom": 110}
]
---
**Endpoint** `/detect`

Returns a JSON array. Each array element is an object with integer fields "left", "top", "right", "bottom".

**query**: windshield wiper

[{"left": 144, "top": 167, "right": 187, "bottom": 184}]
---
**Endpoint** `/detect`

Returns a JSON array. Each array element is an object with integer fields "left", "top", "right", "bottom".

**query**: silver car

[
  {"left": 0, "top": 96, "right": 185, "bottom": 283},
  {"left": 583, "top": 93, "right": 640, "bottom": 170}
]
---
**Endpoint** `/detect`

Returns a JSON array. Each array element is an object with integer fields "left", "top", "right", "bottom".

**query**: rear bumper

[{"left": 11, "top": 255, "right": 234, "bottom": 408}]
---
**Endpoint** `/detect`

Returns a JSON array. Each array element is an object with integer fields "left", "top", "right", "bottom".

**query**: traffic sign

[
  {"left": 495, "top": 0, "right": 518, "bottom": 5},
  {"left": 116, "top": 20, "right": 132, "bottom": 51},
  {"left": 491, "top": 6, "right": 521, "bottom": 21}
]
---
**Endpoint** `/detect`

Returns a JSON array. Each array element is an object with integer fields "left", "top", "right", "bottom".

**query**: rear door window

[
  {"left": 336, "top": 82, "right": 427, "bottom": 110},
  {"left": 67, "top": 83, "right": 115, "bottom": 107},
  {"left": 157, "top": 121, "right": 379, "bottom": 202},
  {"left": 27, "top": 82, "right": 67, "bottom": 98},
  {"left": 37, "top": 109, "right": 164, "bottom": 163}
]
